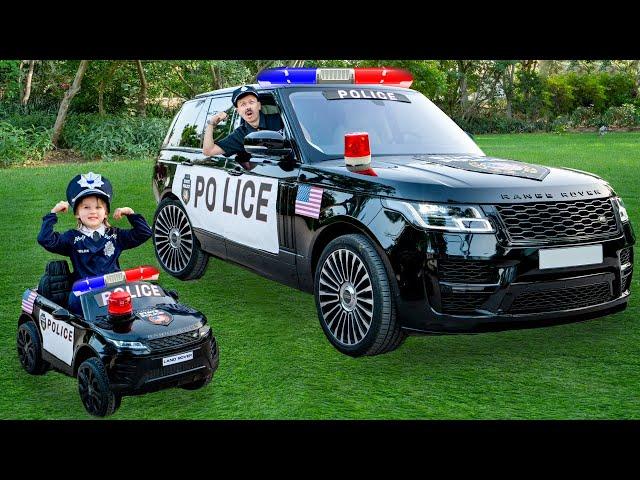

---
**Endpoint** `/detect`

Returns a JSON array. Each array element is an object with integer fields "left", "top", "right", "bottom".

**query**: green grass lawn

[{"left": 1, "top": 132, "right": 639, "bottom": 419}]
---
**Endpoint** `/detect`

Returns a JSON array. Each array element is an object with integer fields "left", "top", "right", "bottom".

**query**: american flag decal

[
  {"left": 295, "top": 184, "right": 323, "bottom": 219},
  {"left": 22, "top": 289, "right": 37, "bottom": 315}
]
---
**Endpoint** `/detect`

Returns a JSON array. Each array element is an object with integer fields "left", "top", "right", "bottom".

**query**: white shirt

[{"left": 79, "top": 224, "right": 106, "bottom": 238}]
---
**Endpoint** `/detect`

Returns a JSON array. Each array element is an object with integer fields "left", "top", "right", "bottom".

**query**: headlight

[
  {"left": 198, "top": 324, "right": 211, "bottom": 338},
  {"left": 382, "top": 199, "right": 495, "bottom": 233},
  {"left": 105, "top": 338, "right": 150, "bottom": 353},
  {"left": 614, "top": 197, "right": 629, "bottom": 223}
]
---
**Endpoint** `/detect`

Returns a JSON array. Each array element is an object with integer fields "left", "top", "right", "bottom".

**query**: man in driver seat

[{"left": 202, "top": 85, "right": 284, "bottom": 158}]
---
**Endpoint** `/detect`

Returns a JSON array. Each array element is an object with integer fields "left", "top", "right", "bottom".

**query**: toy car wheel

[
  {"left": 17, "top": 321, "right": 49, "bottom": 375},
  {"left": 153, "top": 198, "right": 209, "bottom": 280},
  {"left": 180, "top": 372, "right": 212, "bottom": 390},
  {"left": 77, "top": 357, "right": 118, "bottom": 417},
  {"left": 314, "top": 234, "right": 406, "bottom": 357}
]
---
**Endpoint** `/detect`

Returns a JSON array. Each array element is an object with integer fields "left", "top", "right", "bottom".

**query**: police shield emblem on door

[
  {"left": 172, "top": 165, "right": 279, "bottom": 253},
  {"left": 182, "top": 174, "right": 191, "bottom": 204}
]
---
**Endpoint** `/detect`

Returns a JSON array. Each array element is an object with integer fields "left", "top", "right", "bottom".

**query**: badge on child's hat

[{"left": 66, "top": 171, "right": 113, "bottom": 212}]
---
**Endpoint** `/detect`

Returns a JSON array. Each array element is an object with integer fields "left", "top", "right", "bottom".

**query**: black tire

[
  {"left": 17, "top": 321, "right": 49, "bottom": 375},
  {"left": 180, "top": 372, "right": 213, "bottom": 390},
  {"left": 77, "top": 357, "right": 119, "bottom": 417},
  {"left": 153, "top": 197, "right": 209, "bottom": 280},
  {"left": 314, "top": 234, "right": 406, "bottom": 357}
]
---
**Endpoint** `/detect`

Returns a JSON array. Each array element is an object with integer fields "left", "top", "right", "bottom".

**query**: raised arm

[{"left": 202, "top": 112, "right": 228, "bottom": 157}]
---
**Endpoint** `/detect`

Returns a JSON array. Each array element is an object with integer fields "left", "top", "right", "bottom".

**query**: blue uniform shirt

[
  {"left": 37, "top": 212, "right": 153, "bottom": 314},
  {"left": 217, "top": 112, "right": 284, "bottom": 157}
]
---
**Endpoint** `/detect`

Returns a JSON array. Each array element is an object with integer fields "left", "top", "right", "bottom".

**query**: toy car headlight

[
  {"left": 198, "top": 324, "right": 211, "bottom": 338},
  {"left": 382, "top": 199, "right": 495, "bottom": 233},
  {"left": 614, "top": 197, "right": 629, "bottom": 223},
  {"left": 105, "top": 338, "right": 150, "bottom": 353}
]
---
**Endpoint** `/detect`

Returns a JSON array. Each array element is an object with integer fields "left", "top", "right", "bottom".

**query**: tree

[
  {"left": 51, "top": 60, "right": 89, "bottom": 147},
  {"left": 21, "top": 60, "right": 36, "bottom": 106},
  {"left": 135, "top": 60, "right": 148, "bottom": 116}
]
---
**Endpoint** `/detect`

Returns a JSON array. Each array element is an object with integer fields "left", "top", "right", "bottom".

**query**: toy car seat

[{"left": 37, "top": 260, "right": 72, "bottom": 309}]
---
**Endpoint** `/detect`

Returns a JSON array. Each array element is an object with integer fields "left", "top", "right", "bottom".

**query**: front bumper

[
  {"left": 381, "top": 220, "right": 634, "bottom": 334},
  {"left": 105, "top": 333, "right": 219, "bottom": 395}
]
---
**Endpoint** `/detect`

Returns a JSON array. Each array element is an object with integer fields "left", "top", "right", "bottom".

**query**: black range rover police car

[{"left": 151, "top": 67, "right": 634, "bottom": 357}]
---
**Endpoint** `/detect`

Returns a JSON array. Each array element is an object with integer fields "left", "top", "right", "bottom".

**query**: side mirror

[
  {"left": 52, "top": 308, "right": 72, "bottom": 321},
  {"left": 244, "top": 130, "right": 292, "bottom": 158},
  {"left": 167, "top": 290, "right": 180, "bottom": 301}
]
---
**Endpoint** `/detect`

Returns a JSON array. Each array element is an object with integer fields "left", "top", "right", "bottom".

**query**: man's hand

[
  {"left": 51, "top": 201, "right": 70, "bottom": 214},
  {"left": 113, "top": 207, "right": 134, "bottom": 220},
  {"left": 208, "top": 112, "right": 228, "bottom": 126}
]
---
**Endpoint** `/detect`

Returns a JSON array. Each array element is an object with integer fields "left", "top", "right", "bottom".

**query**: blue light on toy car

[{"left": 257, "top": 67, "right": 413, "bottom": 87}]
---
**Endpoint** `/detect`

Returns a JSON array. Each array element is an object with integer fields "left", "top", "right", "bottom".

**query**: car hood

[
  {"left": 308, "top": 154, "right": 614, "bottom": 204},
  {"left": 96, "top": 303, "right": 205, "bottom": 342}
]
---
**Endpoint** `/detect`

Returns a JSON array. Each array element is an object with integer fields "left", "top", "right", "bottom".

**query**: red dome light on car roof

[{"left": 108, "top": 290, "right": 133, "bottom": 316}]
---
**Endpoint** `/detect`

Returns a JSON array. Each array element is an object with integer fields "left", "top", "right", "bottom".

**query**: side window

[
  {"left": 205, "top": 96, "right": 234, "bottom": 143},
  {"left": 166, "top": 99, "right": 207, "bottom": 148}
]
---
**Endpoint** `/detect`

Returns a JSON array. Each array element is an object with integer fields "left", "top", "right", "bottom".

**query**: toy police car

[
  {"left": 17, "top": 261, "right": 218, "bottom": 416},
  {"left": 151, "top": 66, "right": 634, "bottom": 357}
]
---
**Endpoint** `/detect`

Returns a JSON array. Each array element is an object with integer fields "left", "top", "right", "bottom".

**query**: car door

[
  {"left": 222, "top": 93, "right": 301, "bottom": 288},
  {"left": 165, "top": 95, "right": 234, "bottom": 260}
]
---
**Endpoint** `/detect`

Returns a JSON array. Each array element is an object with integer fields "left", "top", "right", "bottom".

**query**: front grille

[
  {"left": 439, "top": 259, "right": 499, "bottom": 284},
  {"left": 144, "top": 358, "right": 202, "bottom": 381},
  {"left": 620, "top": 247, "right": 632, "bottom": 266},
  {"left": 510, "top": 282, "right": 612, "bottom": 314},
  {"left": 441, "top": 292, "right": 491, "bottom": 314},
  {"left": 147, "top": 331, "right": 200, "bottom": 352},
  {"left": 622, "top": 273, "right": 632, "bottom": 293},
  {"left": 495, "top": 198, "right": 619, "bottom": 243}
]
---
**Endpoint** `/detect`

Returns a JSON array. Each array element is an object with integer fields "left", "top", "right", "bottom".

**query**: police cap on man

[{"left": 232, "top": 85, "right": 259, "bottom": 107}]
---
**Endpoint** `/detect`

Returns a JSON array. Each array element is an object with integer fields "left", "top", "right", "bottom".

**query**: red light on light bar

[
  {"left": 345, "top": 132, "right": 371, "bottom": 158},
  {"left": 124, "top": 266, "right": 160, "bottom": 283},
  {"left": 354, "top": 68, "right": 413, "bottom": 88}
]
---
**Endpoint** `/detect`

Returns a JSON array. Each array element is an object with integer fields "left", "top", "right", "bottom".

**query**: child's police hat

[
  {"left": 232, "top": 85, "right": 259, "bottom": 107},
  {"left": 66, "top": 172, "right": 113, "bottom": 212}
]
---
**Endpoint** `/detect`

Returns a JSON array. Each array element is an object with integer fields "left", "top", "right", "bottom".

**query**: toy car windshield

[{"left": 80, "top": 281, "right": 176, "bottom": 322}]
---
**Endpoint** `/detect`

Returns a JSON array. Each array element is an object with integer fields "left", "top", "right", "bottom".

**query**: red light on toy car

[
  {"left": 124, "top": 266, "right": 160, "bottom": 283},
  {"left": 345, "top": 132, "right": 371, "bottom": 158},
  {"left": 354, "top": 68, "right": 413, "bottom": 88},
  {"left": 108, "top": 290, "right": 133, "bottom": 316}
]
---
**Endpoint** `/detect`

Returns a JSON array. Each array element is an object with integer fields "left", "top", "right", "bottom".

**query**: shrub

[
  {"left": 569, "top": 106, "right": 602, "bottom": 128},
  {"left": 455, "top": 115, "right": 549, "bottom": 134},
  {"left": 60, "top": 114, "right": 171, "bottom": 159},
  {"left": 601, "top": 104, "right": 639, "bottom": 128},
  {"left": 0, "top": 122, "right": 53, "bottom": 166}
]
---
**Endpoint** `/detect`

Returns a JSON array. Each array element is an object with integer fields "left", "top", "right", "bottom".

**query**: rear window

[{"left": 165, "top": 98, "right": 208, "bottom": 148}]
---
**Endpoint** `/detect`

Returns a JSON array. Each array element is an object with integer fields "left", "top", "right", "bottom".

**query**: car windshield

[
  {"left": 80, "top": 282, "right": 176, "bottom": 321},
  {"left": 287, "top": 88, "right": 484, "bottom": 161}
]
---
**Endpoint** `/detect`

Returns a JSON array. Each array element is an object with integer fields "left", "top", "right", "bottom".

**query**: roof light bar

[
  {"left": 257, "top": 67, "right": 413, "bottom": 88},
  {"left": 72, "top": 265, "right": 160, "bottom": 297}
]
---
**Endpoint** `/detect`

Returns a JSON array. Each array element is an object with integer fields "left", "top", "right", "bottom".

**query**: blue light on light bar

[
  {"left": 257, "top": 68, "right": 317, "bottom": 86},
  {"left": 73, "top": 275, "right": 107, "bottom": 296}
]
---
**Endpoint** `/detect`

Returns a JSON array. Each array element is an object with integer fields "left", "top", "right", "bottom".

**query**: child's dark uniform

[{"left": 37, "top": 212, "right": 152, "bottom": 315}]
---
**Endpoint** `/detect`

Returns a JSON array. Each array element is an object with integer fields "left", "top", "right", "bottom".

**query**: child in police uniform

[{"left": 37, "top": 172, "right": 153, "bottom": 316}]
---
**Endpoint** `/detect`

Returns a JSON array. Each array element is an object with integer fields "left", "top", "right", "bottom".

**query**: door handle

[{"left": 228, "top": 166, "right": 244, "bottom": 176}]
